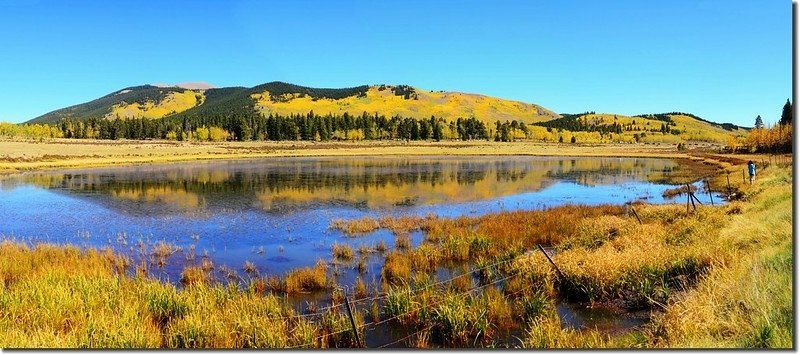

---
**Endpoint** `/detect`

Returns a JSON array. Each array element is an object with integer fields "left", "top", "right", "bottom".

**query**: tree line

[
  {"left": 53, "top": 112, "right": 498, "bottom": 142},
  {"left": 743, "top": 99, "right": 792, "bottom": 153},
  {"left": 534, "top": 113, "right": 679, "bottom": 136}
]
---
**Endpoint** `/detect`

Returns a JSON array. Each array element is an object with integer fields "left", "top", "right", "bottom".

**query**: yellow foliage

[
  {"left": 252, "top": 86, "right": 558, "bottom": 125},
  {"left": 0, "top": 122, "right": 64, "bottom": 139},
  {"left": 106, "top": 91, "right": 203, "bottom": 120},
  {"left": 744, "top": 124, "right": 791, "bottom": 152}
]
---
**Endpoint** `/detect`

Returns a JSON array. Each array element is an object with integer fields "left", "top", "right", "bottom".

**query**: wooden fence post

[
  {"left": 707, "top": 179, "right": 714, "bottom": 206},
  {"left": 630, "top": 206, "right": 642, "bottom": 225},
  {"left": 537, "top": 244, "right": 564, "bottom": 279},
  {"left": 726, "top": 173, "right": 731, "bottom": 198},
  {"left": 344, "top": 297, "right": 363, "bottom": 348}
]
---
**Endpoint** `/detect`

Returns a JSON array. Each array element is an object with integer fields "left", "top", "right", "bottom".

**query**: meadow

[
  {"left": 0, "top": 138, "right": 699, "bottom": 174},
  {"left": 0, "top": 152, "right": 791, "bottom": 348}
]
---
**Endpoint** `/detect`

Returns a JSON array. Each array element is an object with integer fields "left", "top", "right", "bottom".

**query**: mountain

[
  {"left": 26, "top": 81, "right": 746, "bottom": 143},
  {"left": 27, "top": 82, "right": 560, "bottom": 125},
  {"left": 533, "top": 112, "right": 748, "bottom": 143},
  {"left": 27, "top": 85, "right": 204, "bottom": 124}
]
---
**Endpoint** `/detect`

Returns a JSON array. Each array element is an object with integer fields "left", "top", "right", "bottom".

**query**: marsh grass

[
  {"left": 180, "top": 266, "right": 211, "bottom": 287},
  {"left": 375, "top": 240, "right": 387, "bottom": 254},
  {"left": 267, "top": 260, "right": 328, "bottom": 294},
  {"left": 643, "top": 165, "right": 793, "bottom": 348},
  {"left": 0, "top": 156, "right": 789, "bottom": 349},
  {"left": 0, "top": 242, "right": 322, "bottom": 348},
  {"left": 332, "top": 243, "right": 354, "bottom": 261},
  {"left": 381, "top": 252, "right": 412, "bottom": 285},
  {"left": 662, "top": 185, "right": 697, "bottom": 199},
  {"left": 331, "top": 214, "right": 435, "bottom": 237},
  {"left": 242, "top": 261, "right": 257, "bottom": 274},
  {"left": 330, "top": 217, "right": 380, "bottom": 236},
  {"left": 394, "top": 234, "right": 411, "bottom": 250}
]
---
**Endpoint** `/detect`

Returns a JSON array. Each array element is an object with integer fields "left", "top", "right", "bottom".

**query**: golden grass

[
  {"left": 331, "top": 243, "right": 354, "bottom": 261},
  {"left": 644, "top": 164, "right": 793, "bottom": 348},
  {"left": 0, "top": 241, "right": 321, "bottom": 348},
  {"left": 180, "top": 266, "right": 210, "bottom": 287},
  {"left": 0, "top": 139, "right": 687, "bottom": 174},
  {"left": 394, "top": 234, "right": 411, "bottom": 250},
  {"left": 661, "top": 185, "right": 697, "bottom": 199},
  {"left": 268, "top": 260, "right": 328, "bottom": 295},
  {"left": 0, "top": 152, "right": 789, "bottom": 348},
  {"left": 381, "top": 252, "right": 412, "bottom": 286},
  {"left": 330, "top": 217, "right": 380, "bottom": 236},
  {"left": 516, "top": 162, "right": 792, "bottom": 348},
  {"left": 375, "top": 240, "right": 387, "bottom": 254},
  {"left": 366, "top": 159, "right": 790, "bottom": 348}
]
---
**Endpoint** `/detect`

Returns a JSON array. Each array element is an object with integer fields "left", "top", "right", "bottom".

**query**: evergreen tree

[
  {"left": 755, "top": 115, "right": 765, "bottom": 129},
  {"left": 780, "top": 99, "right": 792, "bottom": 126}
]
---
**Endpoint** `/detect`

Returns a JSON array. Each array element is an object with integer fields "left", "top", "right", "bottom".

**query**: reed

[
  {"left": 331, "top": 243, "right": 354, "bottom": 261},
  {"left": 180, "top": 266, "right": 211, "bottom": 287},
  {"left": 0, "top": 241, "right": 320, "bottom": 348},
  {"left": 381, "top": 252, "right": 412, "bottom": 285},
  {"left": 242, "top": 260, "right": 257, "bottom": 274},
  {"left": 330, "top": 217, "right": 380, "bottom": 236},
  {"left": 394, "top": 234, "right": 411, "bottom": 250},
  {"left": 280, "top": 260, "right": 328, "bottom": 294},
  {"left": 354, "top": 277, "right": 368, "bottom": 299}
]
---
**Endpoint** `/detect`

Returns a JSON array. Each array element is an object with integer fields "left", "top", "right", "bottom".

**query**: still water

[{"left": 0, "top": 156, "right": 719, "bottom": 282}]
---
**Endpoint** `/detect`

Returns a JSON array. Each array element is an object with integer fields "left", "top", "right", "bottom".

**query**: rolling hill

[
  {"left": 25, "top": 81, "right": 747, "bottom": 143},
  {"left": 28, "top": 82, "right": 559, "bottom": 125}
]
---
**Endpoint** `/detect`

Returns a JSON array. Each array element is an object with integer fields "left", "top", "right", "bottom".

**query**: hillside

[
  {"left": 531, "top": 112, "right": 748, "bottom": 144},
  {"left": 28, "top": 85, "right": 198, "bottom": 124},
  {"left": 250, "top": 84, "right": 560, "bottom": 125},
  {"left": 23, "top": 81, "right": 747, "bottom": 144},
  {"left": 28, "top": 82, "right": 559, "bottom": 126}
]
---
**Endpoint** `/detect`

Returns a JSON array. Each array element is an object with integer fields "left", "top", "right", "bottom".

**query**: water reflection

[
  {"left": 0, "top": 156, "right": 721, "bottom": 282},
  {"left": 1, "top": 157, "right": 687, "bottom": 217}
]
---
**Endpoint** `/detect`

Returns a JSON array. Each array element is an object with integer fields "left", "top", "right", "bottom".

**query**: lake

[{"left": 0, "top": 156, "right": 722, "bottom": 283}]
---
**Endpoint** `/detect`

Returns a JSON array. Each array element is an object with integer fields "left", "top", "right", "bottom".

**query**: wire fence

[
  {"left": 142, "top": 241, "right": 549, "bottom": 348},
  {"left": 287, "top": 260, "right": 533, "bottom": 348}
]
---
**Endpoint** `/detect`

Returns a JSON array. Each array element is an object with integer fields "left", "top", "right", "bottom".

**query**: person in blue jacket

[{"left": 748, "top": 160, "right": 756, "bottom": 184}]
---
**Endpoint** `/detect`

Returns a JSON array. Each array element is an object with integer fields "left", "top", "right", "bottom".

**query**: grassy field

[
  {"left": 0, "top": 138, "right": 708, "bottom": 174},
  {"left": 0, "top": 152, "right": 791, "bottom": 348}
]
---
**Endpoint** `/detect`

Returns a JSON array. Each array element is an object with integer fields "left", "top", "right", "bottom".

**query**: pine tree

[
  {"left": 780, "top": 99, "right": 792, "bottom": 126},
  {"left": 755, "top": 115, "right": 765, "bottom": 129}
]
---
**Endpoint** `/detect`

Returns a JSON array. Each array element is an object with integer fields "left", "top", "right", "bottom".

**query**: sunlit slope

[
  {"left": 668, "top": 114, "right": 748, "bottom": 141},
  {"left": 251, "top": 85, "right": 560, "bottom": 125},
  {"left": 533, "top": 112, "right": 748, "bottom": 144},
  {"left": 105, "top": 90, "right": 203, "bottom": 120},
  {"left": 28, "top": 85, "right": 205, "bottom": 123}
]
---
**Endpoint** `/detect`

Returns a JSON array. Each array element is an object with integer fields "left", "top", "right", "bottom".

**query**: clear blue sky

[{"left": 0, "top": 0, "right": 791, "bottom": 126}]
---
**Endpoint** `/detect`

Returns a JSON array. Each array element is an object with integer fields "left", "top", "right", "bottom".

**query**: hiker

[{"left": 748, "top": 160, "right": 756, "bottom": 184}]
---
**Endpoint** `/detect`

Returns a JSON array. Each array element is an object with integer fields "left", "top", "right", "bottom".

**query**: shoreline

[{"left": 0, "top": 138, "right": 701, "bottom": 175}]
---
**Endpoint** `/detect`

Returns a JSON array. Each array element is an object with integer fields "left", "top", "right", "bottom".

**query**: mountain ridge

[
  {"left": 25, "top": 82, "right": 747, "bottom": 143},
  {"left": 26, "top": 82, "right": 561, "bottom": 125}
]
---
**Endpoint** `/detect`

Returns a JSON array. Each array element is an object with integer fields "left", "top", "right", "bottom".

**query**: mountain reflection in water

[
  {"left": 2, "top": 156, "right": 684, "bottom": 217},
  {"left": 0, "top": 156, "right": 720, "bottom": 281}
]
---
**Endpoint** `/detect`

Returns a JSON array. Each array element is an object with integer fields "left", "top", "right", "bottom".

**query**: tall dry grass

[{"left": 0, "top": 242, "right": 320, "bottom": 348}]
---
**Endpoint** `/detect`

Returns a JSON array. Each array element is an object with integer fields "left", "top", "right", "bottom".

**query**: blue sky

[{"left": 0, "top": 0, "right": 791, "bottom": 126}]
